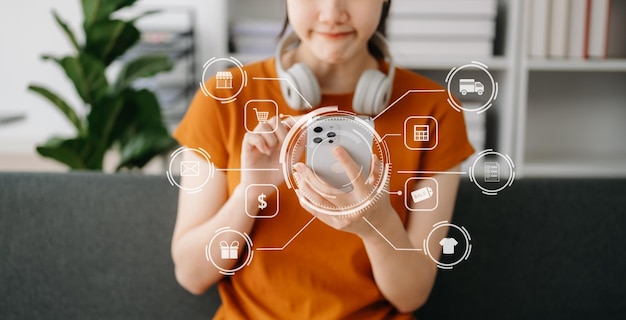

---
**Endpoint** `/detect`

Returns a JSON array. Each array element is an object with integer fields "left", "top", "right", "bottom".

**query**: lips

[{"left": 315, "top": 31, "right": 355, "bottom": 39}]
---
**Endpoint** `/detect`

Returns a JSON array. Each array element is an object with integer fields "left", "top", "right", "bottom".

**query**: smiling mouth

[{"left": 316, "top": 31, "right": 354, "bottom": 39}]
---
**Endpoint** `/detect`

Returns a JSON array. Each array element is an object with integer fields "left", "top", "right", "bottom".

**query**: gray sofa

[{"left": 1, "top": 172, "right": 625, "bottom": 319}]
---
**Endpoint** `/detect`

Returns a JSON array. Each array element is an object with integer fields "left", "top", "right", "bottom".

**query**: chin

[
  {"left": 314, "top": 48, "right": 355, "bottom": 65},
  {"left": 316, "top": 55, "right": 346, "bottom": 65}
]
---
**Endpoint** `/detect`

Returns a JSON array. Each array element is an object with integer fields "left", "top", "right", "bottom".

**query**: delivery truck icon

[{"left": 459, "top": 79, "right": 484, "bottom": 96}]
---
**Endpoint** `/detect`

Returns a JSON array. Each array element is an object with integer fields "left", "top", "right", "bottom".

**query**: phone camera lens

[
  {"left": 313, "top": 126, "right": 323, "bottom": 133},
  {"left": 327, "top": 132, "right": 336, "bottom": 138},
  {"left": 313, "top": 137, "right": 323, "bottom": 144},
  {"left": 328, "top": 140, "right": 334, "bottom": 144}
]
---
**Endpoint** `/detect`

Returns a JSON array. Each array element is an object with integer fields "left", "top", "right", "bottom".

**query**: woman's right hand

[{"left": 240, "top": 116, "right": 291, "bottom": 188}]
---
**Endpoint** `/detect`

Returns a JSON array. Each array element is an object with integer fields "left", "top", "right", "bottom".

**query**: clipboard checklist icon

[{"left": 484, "top": 162, "right": 500, "bottom": 183}]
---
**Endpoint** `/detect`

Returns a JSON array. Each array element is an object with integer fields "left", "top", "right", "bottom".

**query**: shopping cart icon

[
  {"left": 253, "top": 108, "right": 269, "bottom": 123},
  {"left": 244, "top": 100, "right": 278, "bottom": 133}
]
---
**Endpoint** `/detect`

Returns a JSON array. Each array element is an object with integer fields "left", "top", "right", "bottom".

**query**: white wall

[
  {"left": 0, "top": 0, "right": 224, "bottom": 156},
  {"left": 0, "top": 0, "right": 82, "bottom": 153}
]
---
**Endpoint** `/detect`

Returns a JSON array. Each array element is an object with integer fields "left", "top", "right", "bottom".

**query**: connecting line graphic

[
  {"left": 381, "top": 133, "right": 401, "bottom": 140},
  {"left": 216, "top": 168, "right": 280, "bottom": 172},
  {"left": 362, "top": 217, "right": 422, "bottom": 251},
  {"left": 382, "top": 189, "right": 402, "bottom": 196},
  {"left": 397, "top": 170, "right": 467, "bottom": 175},
  {"left": 256, "top": 216, "right": 317, "bottom": 251},
  {"left": 373, "top": 89, "right": 446, "bottom": 121},
  {"left": 253, "top": 77, "right": 314, "bottom": 109}
]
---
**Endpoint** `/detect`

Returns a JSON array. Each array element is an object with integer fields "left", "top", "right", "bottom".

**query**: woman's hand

[
  {"left": 240, "top": 116, "right": 291, "bottom": 188},
  {"left": 293, "top": 146, "right": 393, "bottom": 237}
]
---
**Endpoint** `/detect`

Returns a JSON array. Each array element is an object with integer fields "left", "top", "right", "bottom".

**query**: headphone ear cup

[
  {"left": 282, "top": 63, "right": 321, "bottom": 110},
  {"left": 353, "top": 69, "right": 389, "bottom": 115}
]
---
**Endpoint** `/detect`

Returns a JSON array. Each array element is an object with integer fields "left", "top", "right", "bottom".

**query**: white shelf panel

[
  {"left": 528, "top": 59, "right": 626, "bottom": 72},
  {"left": 523, "top": 151, "right": 626, "bottom": 178},
  {"left": 523, "top": 162, "right": 626, "bottom": 178},
  {"left": 228, "top": 54, "right": 512, "bottom": 71},
  {"left": 395, "top": 55, "right": 509, "bottom": 70}
]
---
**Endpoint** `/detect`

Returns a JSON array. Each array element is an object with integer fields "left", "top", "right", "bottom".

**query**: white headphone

[{"left": 275, "top": 31, "right": 396, "bottom": 115}]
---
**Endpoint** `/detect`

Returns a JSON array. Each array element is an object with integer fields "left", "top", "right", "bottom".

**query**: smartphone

[{"left": 306, "top": 115, "right": 375, "bottom": 193}]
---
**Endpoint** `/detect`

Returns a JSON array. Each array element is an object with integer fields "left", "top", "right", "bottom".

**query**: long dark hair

[{"left": 278, "top": 1, "right": 392, "bottom": 60}]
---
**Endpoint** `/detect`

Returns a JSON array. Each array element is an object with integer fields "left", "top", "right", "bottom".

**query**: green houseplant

[{"left": 29, "top": 0, "right": 177, "bottom": 171}]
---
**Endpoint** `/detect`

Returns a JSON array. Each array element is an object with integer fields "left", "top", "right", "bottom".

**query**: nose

[{"left": 318, "top": 0, "right": 349, "bottom": 25}]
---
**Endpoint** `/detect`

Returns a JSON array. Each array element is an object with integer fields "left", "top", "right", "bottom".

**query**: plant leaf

[
  {"left": 82, "top": 0, "right": 138, "bottom": 28},
  {"left": 87, "top": 96, "right": 124, "bottom": 149},
  {"left": 28, "top": 85, "right": 85, "bottom": 135},
  {"left": 43, "top": 54, "right": 109, "bottom": 106},
  {"left": 53, "top": 10, "right": 80, "bottom": 52},
  {"left": 129, "top": 9, "right": 160, "bottom": 23},
  {"left": 117, "top": 127, "right": 176, "bottom": 171},
  {"left": 123, "top": 89, "right": 165, "bottom": 128},
  {"left": 112, "top": 89, "right": 175, "bottom": 170},
  {"left": 85, "top": 19, "right": 140, "bottom": 66},
  {"left": 113, "top": 55, "right": 172, "bottom": 94},
  {"left": 36, "top": 136, "right": 107, "bottom": 171},
  {"left": 36, "top": 136, "right": 87, "bottom": 169}
]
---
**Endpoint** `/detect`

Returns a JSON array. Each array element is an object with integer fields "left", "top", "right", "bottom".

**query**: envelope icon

[{"left": 180, "top": 161, "right": 200, "bottom": 177}]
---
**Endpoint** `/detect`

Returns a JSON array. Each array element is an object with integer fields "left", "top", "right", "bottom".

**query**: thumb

[{"left": 367, "top": 154, "right": 383, "bottom": 186}]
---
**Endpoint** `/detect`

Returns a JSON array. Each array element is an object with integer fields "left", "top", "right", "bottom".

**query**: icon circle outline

[
  {"left": 423, "top": 221, "right": 472, "bottom": 270},
  {"left": 206, "top": 227, "right": 254, "bottom": 276},
  {"left": 446, "top": 61, "right": 498, "bottom": 114},
  {"left": 199, "top": 57, "right": 247, "bottom": 103},
  {"left": 166, "top": 147, "right": 215, "bottom": 194}
]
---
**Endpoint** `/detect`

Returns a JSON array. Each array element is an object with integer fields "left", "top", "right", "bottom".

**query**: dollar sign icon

[{"left": 258, "top": 193, "right": 268, "bottom": 210}]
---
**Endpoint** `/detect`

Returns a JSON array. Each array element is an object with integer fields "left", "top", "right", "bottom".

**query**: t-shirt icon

[{"left": 439, "top": 237, "right": 458, "bottom": 255}]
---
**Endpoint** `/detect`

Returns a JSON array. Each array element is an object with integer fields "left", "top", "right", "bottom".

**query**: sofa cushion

[
  {"left": 1, "top": 172, "right": 625, "bottom": 319},
  {"left": 0, "top": 172, "right": 219, "bottom": 319},
  {"left": 417, "top": 178, "right": 626, "bottom": 319}
]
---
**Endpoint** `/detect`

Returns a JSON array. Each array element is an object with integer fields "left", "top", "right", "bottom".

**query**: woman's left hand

[{"left": 292, "top": 146, "right": 394, "bottom": 237}]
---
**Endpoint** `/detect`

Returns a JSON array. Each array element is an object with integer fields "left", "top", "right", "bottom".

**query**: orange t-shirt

[{"left": 174, "top": 58, "right": 474, "bottom": 319}]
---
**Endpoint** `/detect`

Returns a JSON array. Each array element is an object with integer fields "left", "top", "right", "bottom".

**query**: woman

[{"left": 171, "top": 0, "right": 474, "bottom": 318}]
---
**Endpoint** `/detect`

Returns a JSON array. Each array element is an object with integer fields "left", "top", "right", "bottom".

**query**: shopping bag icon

[
  {"left": 220, "top": 241, "right": 239, "bottom": 260},
  {"left": 180, "top": 161, "right": 200, "bottom": 177}
]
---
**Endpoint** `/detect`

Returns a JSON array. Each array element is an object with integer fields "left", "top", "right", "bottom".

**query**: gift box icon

[{"left": 220, "top": 241, "right": 239, "bottom": 260}]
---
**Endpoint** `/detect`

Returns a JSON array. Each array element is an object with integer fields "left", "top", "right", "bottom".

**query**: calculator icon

[
  {"left": 484, "top": 162, "right": 500, "bottom": 183},
  {"left": 413, "top": 125, "right": 430, "bottom": 142}
]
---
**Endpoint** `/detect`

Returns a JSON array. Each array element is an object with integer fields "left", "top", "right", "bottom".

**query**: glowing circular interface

[{"left": 280, "top": 107, "right": 390, "bottom": 216}]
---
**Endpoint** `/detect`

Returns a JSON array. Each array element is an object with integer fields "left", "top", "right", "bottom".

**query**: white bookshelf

[
  {"left": 220, "top": 0, "right": 521, "bottom": 171},
  {"left": 6, "top": 0, "right": 623, "bottom": 177},
  {"left": 527, "top": 59, "right": 626, "bottom": 71},
  {"left": 515, "top": 0, "right": 626, "bottom": 178},
  {"left": 220, "top": 0, "right": 626, "bottom": 178}
]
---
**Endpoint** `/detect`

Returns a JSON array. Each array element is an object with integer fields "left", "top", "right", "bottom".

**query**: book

[
  {"left": 389, "top": 39, "right": 493, "bottom": 56},
  {"left": 607, "top": 0, "right": 626, "bottom": 58},
  {"left": 390, "top": 0, "right": 497, "bottom": 18},
  {"left": 529, "top": 0, "right": 551, "bottom": 58},
  {"left": 586, "top": 0, "right": 611, "bottom": 59},
  {"left": 387, "top": 18, "right": 495, "bottom": 39},
  {"left": 549, "top": 0, "right": 570, "bottom": 58},
  {"left": 568, "top": 0, "right": 589, "bottom": 59}
]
